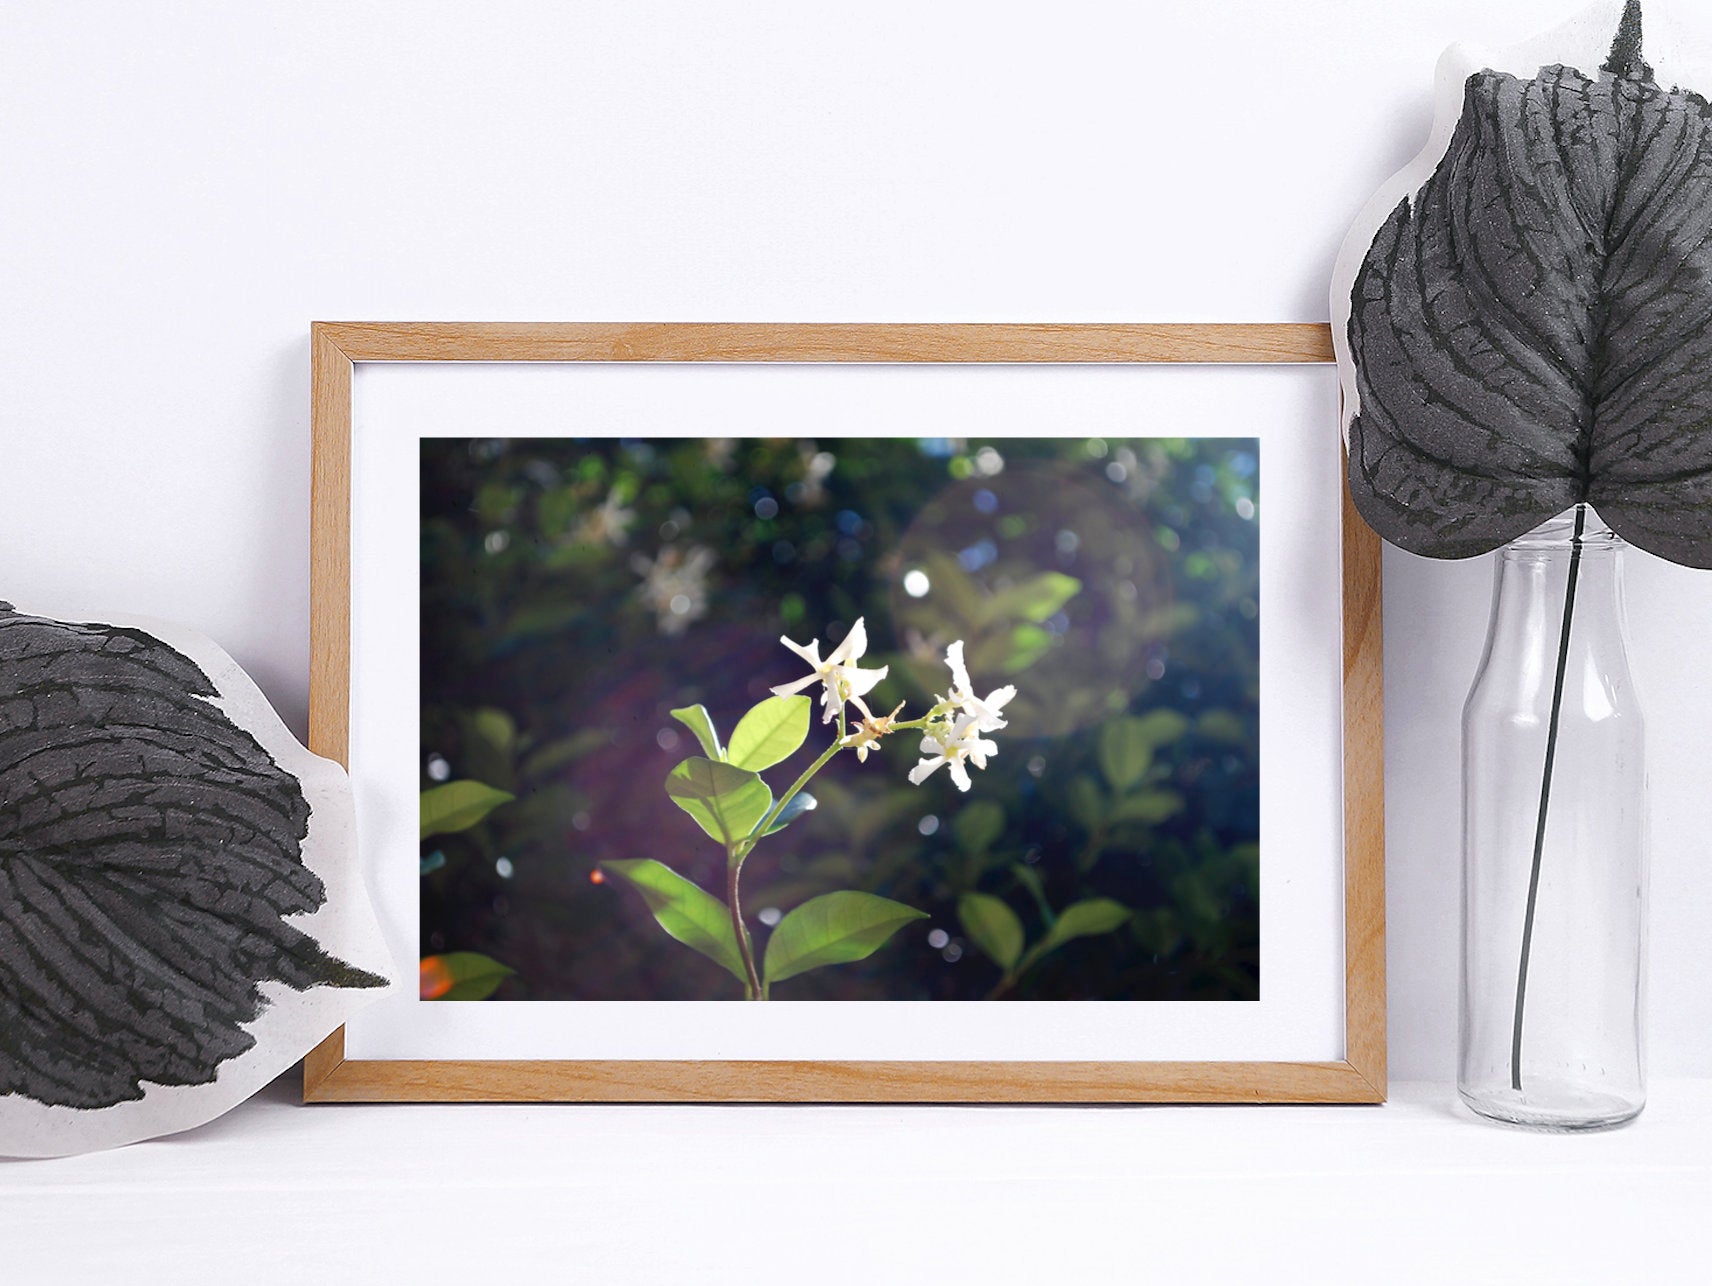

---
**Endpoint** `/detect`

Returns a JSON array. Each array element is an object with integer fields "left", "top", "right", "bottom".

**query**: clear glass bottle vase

[{"left": 1459, "top": 506, "right": 1647, "bottom": 1129}]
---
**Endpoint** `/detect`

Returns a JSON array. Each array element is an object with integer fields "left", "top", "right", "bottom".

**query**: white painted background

[{"left": 3, "top": 0, "right": 1708, "bottom": 1081}]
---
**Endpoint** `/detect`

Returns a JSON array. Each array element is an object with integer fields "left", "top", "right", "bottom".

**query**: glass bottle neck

[{"left": 1473, "top": 506, "right": 1633, "bottom": 700}]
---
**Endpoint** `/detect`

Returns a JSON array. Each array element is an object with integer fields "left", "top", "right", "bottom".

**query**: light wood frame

[{"left": 303, "top": 322, "right": 1384, "bottom": 1104}]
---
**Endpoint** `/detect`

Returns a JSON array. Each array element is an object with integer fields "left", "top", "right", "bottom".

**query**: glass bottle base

[{"left": 1458, "top": 1083, "right": 1644, "bottom": 1132}]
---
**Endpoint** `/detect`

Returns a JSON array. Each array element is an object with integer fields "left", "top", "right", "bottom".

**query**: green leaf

[
  {"left": 958, "top": 893, "right": 1025, "bottom": 972},
  {"left": 536, "top": 485, "right": 579, "bottom": 537},
  {"left": 1001, "top": 623, "right": 1055, "bottom": 674},
  {"left": 670, "top": 705, "right": 725, "bottom": 760},
  {"left": 664, "top": 757, "right": 772, "bottom": 847},
  {"left": 989, "top": 572, "right": 1083, "bottom": 624},
  {"left": 470, "top": 707, "right": 517, "bottom": 758},
  {"left": 1010, "top": 862, "right": 1054, "bottom": 926},
  {"left": 1066, "top": 774, "right": 1105, "bottom": 831},
  {"left": 420, "top": 850, "right": 446, "bottom": 876},
  {"left": 421, "top": 951, "right": 515, "bottom": 1001},
  {"left": 763, "top": 891, "right": 928, "bottom": 985},
  {"left": 1110, "top": 790, "right": 1184, "bottom": 826},
  {"left": 952, "top": 799, "right": 1005, "bottom": 854},
  {"left": 520, "top": 729, "right": 609, "bottom": 778},
  {"left": 599, "top": 859, "right": 748, "bottom": 984},
  {"left": 1018, "top": 898, "right": 1132, "bottom": 976},
  {"left": 726, "top": 695, "right": 811, "bottom": 772},
  {"left": 420, "top": 780, "right": 516, "bottom": 840},
  {"left": 1098, "top": 718, "right": 1155, "bottom": 792},
  {"left": 1195, "top": 709, "right": 1248, "bottom": 745},
  {"left": 1131, "top": 709, "right": 1191, "bottom": 747},
  {"left": 1043, "top": 898, "right": 1132, "bottom": 949},
  {"left": 763, "top": 791, "right": 817, "bottom": 836}
]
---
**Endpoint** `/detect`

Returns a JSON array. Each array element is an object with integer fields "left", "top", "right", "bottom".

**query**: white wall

[{"left": 3, "top": 0, "right": 1706, "bottom": 1079}]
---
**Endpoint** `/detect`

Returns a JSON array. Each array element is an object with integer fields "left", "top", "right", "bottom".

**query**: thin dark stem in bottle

[{"left": 1511, "top": 503, "right": 1587, "bottom": 1090}]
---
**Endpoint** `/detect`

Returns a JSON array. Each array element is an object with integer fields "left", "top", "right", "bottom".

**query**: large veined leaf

[
  {"left": 664, "top": 756, "right": 772, "bottom": 847},
  {"left": 0, "top": 606, "right": 385, "bottom": 1111},
  {"left": 762, "top": 891, "right": 928, "bottom": 986},
  {"left": 1339, "top": 1, "right": 1712, "bottom": 566},
  {"left": 599, "top": 859, "right": 747, "bottom": 985}
]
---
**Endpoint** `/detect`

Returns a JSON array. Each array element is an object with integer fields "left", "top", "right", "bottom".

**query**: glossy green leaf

[
  {"left": 1043, "top": 898, "right": 1132, "bottom": 949},
  {"left": 664, "top": 757, "right": 772, "bottom": 847},
  {"left": 1110, "top": 790, "right": 1183, "bottom": 826},
  {"left": 763, "top": 791, "right": 817, "bottom": 836},
  {"left": 670, "top": 705, "right": 724, "bottom": 760},
  {"left": 958, "top": 893, "right": 1024, "bottom": 972},
  {"left": 1098, "top": 718, "right": 1155, "bottom": 792},
  {"left": 952, "top": 799, "right": 1005, "bottom": 854},
  {"left": 763, "top": 891, "right": 928, "bottom": 985},
  {"left": 600, "top": 859, "right": 747, "bottom": 984},
  {"left": 726, "top": 695, "right": 811, "bottom": 772},
  {"left": 421, "top": 951, "right": 516, "bottom": 1001},
  {"left": 420, "top": 780, "right": 516, "bottom": 840}
]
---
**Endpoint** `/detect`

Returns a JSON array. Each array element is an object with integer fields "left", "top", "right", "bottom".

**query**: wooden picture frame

[{"left": 303, "top": 322, "right": 1384, "bottom": 1104}]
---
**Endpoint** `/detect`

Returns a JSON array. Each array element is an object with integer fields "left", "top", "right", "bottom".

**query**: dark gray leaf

[
  {"left": 0, "top": 606, "right": 384, "bottom": 1110},
  {"left": 1345, "top": 2, "right": 1712, "bottom": 566}
]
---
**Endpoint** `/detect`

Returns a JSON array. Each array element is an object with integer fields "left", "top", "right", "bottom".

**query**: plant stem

[
  {"left": 727, "top": 856, "right": 762, "bottom": 1001},
  {"left": 984, "top": 974, "right": 1016, "bottom": 1001},
  {"left": 726, "top": 705, "right": 852, "bottom": 1000},
  {"left": 1511, "top": 502, "right": 1587, "bottom": 1092},
  {"left": 733, "top": 737, "right": 845, "bottom": 865}
]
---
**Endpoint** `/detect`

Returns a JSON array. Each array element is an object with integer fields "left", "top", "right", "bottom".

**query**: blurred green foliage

[{"left": 420, "top": 436, "right": 1259, "bottom": 1001}]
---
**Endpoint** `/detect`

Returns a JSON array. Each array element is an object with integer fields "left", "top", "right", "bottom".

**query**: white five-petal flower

[
  {"left": 770, "top": 617, "right": 890, "bottom": 724},
  {"left": 907, "top": 715, "right": 999, "bottom": 793},
  {"left": 941, "top": 640, "right": 1017, "bottom": 732}
]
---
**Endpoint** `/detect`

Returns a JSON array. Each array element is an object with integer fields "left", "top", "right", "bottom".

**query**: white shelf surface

[{"left": 6, "top": 1077, "right": 1708, "bottom": 1282}]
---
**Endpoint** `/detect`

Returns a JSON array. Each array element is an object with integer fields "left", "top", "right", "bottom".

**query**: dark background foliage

[{"left": 420, "top": 435, "right": 1259, "bottom": 1001}]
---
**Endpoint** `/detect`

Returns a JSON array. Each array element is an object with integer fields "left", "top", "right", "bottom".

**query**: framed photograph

[{"left": 304, "top": 323, "right": 1384, "bottom": 1103}]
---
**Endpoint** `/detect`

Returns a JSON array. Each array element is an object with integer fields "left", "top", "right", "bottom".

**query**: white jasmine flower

[
  {"left": 907, "top": 715, "right": 999, "bottom": 793},
  {"left": 631, "top": 544, "right": 715, "bottom": 635},
  {"left": 771, "top": 617, "right": 889, "bottom": 724},
  {"left": 576, "top": 486, "right": 636, "bottom": 547},
  {"left": 941, "top": 640, "right": 1017, "bottom": 733}
]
